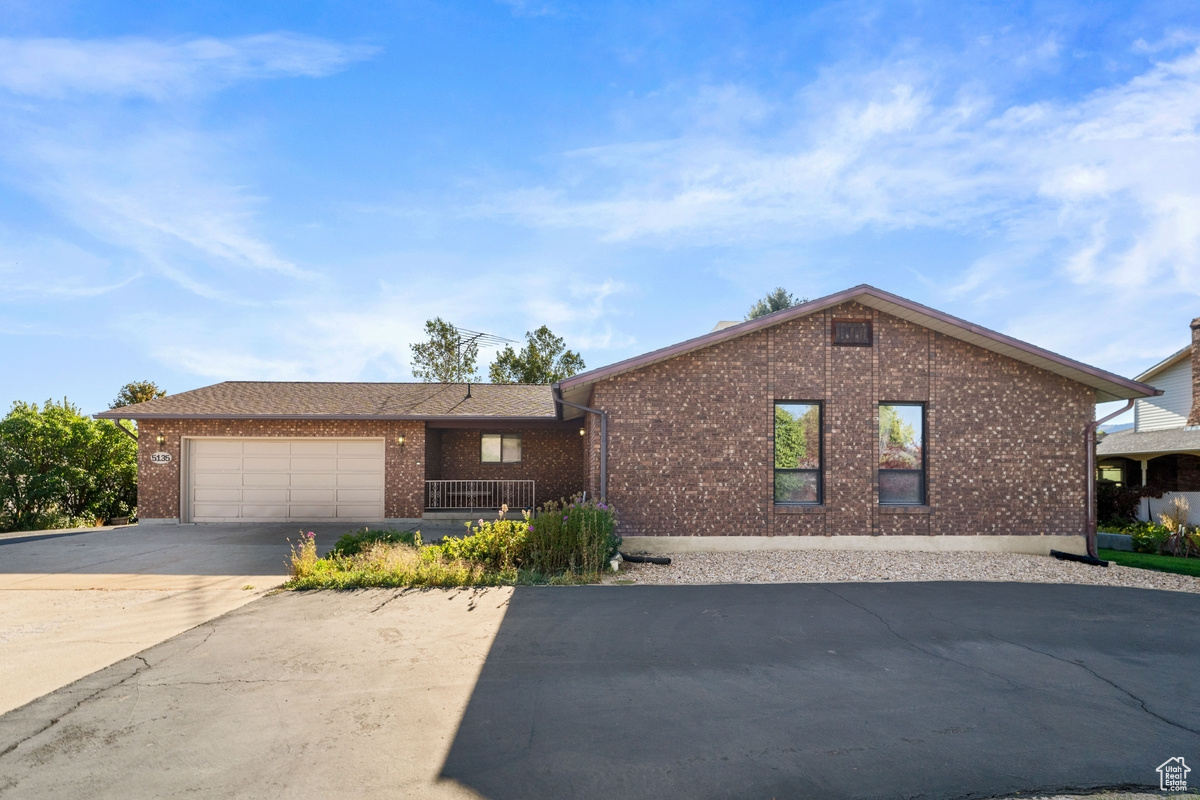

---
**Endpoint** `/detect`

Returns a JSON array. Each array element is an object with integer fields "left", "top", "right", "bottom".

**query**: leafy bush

[
  {"left": 331, "top": 527, "right": 421, "bottom": 557},
  {"left": 0, "top": 399, "right": 137, "bottom": 531},
  {"left": 526, "top": 495, "right": 619, "bottom": 576},
  {"left": 1129, "top": 523, "right": 1170, "bottom": 555},
  {"left": 438, "top": 512, "right": 530, "bottom": 574}
]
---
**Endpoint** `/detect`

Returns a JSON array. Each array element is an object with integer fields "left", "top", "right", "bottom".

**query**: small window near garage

[
  {"left": 481, "top": 433, "right": 522, "bottom": 463},
  {"left": 832, "top": 319, "right": 872, "bottom": 346},
  {"left": 879, "top": 404, "right": 925, "bottom": 504},
  {"left": 774, "top": 402, "right": 822, "bottom": 504}
]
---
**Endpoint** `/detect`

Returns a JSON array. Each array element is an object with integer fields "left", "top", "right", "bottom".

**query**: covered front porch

[{"left": 421, "top": 420, "right": 585, "bottom": 514}]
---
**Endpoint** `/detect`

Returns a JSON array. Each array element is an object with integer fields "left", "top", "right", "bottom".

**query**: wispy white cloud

[
  {"left": 485, "top": 46, "right": 1200, "bottom": 304},
  {"left": 0, "top": 32, "right": 369, "bottom": 305},
  {"left": 0, "top": 33, "right": 377, "bottom": 99}
]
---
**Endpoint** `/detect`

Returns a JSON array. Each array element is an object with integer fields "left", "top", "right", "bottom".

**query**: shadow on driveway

[{"left": 441, "top": 582, "right": 1200, "bottom": 800}]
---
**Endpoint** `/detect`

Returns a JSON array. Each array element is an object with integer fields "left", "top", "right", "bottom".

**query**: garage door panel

[
  {"left": 290, "top": 505, "right": 336, "bottom": 518},
  {"left": 192, "top": 504, "right": 241, "bottom": 518},
  {"left": 290, "top": 472, "right": 337, "bottom": 487},
  {"left": 337, "top": 488, "right": 382, "bottom": 503},
  {"left": 242, "top": 504, "right": 291, "bottom": 518},
  {"left": 243, "top": 472, "right": 290, "bottom": 487},
  {"left": 290, "top": 488, "right": 336, "bottom": 503},
  {"left": 194, "top": 456, "right": 243, "bottom": 471},
  {"left": 337, "top": 458, "right": 382, "bottom": 471},
  {"left": 290, "top": 457, "right": 338, "bottom": 472},
  {"left": 338, "top": 472, "right": 383, "bottom": 487},
  {"left": 193, "top": 472, "right": 243, "bottom": 488},
  {"left": 290, "top": 441, "right": 339, "bottom": 455},
  {"left": 194, "top": 488, "right": 242, "bottom": 503},
  {"left": 242, "top": 488, "right": 289, "bottom": 503},
  {"left": 242, "top": 440, "right": 291, "bottom": 455},
  {"left": 244, "top": 456, "right": 292, "bottom": 471},
  {"left": 192, "top": 440, "right": 243, "bottom": 455},
  {"left": 189, "top": 438, "right": 384, "bottom": 522}
]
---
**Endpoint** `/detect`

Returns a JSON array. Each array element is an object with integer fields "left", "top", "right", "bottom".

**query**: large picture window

[
  {"left": 481, "top": 433, "right": 522, "bottom": 463},
  {"left": 774, "top": 402, "right": 822, "bottom": 504},
  {"left": 879, "top": 404, "right": 925, "bottom": 504}
]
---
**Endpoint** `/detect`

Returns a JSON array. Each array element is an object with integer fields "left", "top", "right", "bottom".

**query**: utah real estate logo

[{"left": 1157, "top": 757, "right": 1190, "bottom": 791}]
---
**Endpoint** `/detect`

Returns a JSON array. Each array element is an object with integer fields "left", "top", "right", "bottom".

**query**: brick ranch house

[{"left": 98, "top": 285, "right": 1158, "bottom": 556}]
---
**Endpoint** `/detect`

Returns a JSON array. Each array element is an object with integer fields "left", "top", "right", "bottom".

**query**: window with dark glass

[
  {"left": 832, "top": 319, "right": 872, "bottom": 346},
  {"left": 879, "top": 404, "right": 925, "bottom": 504},
  {"left": 481, "top": 433, "right": 522, "bottom": 463},
  {"left": 774, "top": 402, "right": 822, "bottom": 504}
]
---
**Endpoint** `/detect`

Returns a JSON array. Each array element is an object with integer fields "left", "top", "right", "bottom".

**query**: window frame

[
  {"left": 773, "top": 400, "right": 824, "bottom": 506},
  {"left": 480, "top": 432, "right": 523, "bottom": 464},
  {"left": 878, "top": 402, "right": 926, "bottom": 506},
  {"left": 831, "top": 318, "right": 873, "bottom": 347}
]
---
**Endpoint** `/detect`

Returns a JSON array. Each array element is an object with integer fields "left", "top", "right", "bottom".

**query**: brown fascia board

[
  {"left": 556, "top": 284, "right": 1161, "bottom": 404},
  {"left": 91, "top": 412, "right": 558, "bottom": 422}
]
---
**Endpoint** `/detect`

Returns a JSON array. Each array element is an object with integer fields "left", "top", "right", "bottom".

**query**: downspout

[
  {"left": 110, "top": 419, "right": 138, "bottom": 442},
  {"left": 553, "top": 386, "right": 607, "bottom": 502},
  {"left": 1085, "top": 399, "right": 1135, "bottom": 558}
]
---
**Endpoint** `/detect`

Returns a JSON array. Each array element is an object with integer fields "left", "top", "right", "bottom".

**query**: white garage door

[{"left": 187, "top": 438, "right": 385, "bottom": 522}]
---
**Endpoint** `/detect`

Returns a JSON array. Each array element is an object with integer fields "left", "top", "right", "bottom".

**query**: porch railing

[{"left": 425, "top": 480, "right": 535, "bottom": 511}]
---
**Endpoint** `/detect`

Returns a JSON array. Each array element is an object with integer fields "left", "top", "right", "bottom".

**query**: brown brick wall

[
  {"left": 431, "top": 427, "right": 585, "bottom": 507},
  {"left": 586, "top": 302, "right": 1093, "bottom": 538},
  {"left": 136, "top": 419, "right": 424, "bottom": 520}
]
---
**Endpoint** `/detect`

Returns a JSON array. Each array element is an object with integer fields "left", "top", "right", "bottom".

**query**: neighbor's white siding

[{"left": 1135, "top": 357, "right": 1192, "bottom": 432}]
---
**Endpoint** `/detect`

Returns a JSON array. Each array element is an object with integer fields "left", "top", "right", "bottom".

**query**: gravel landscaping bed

[{"left": 606, "top": 550, "right": 1200, "bottom": 594}]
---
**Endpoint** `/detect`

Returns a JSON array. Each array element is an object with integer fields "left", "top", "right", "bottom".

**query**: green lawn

[{"left": 1098, "top": 548, "right": 1200, "bottom": 578}]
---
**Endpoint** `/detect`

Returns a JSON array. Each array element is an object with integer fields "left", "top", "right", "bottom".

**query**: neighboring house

[
  {"left": 99, "top": 285, "right": 1156, "bottom": 555},
  {"left": 1096, "top": 317, "right": 1200, "bottom": 525}
]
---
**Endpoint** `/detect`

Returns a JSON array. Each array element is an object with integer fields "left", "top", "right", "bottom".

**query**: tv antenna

[{"left": 450, "top": 325, "right": 516, "bottom": 399}]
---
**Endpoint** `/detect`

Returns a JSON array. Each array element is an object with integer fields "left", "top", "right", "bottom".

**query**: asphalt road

[{"left": 1, "top": 581, "right": 1198, "bottom": 799}]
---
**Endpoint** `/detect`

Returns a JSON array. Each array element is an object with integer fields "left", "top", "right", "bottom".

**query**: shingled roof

[{"left": 94, "top": 382, "right": 557, "bottom": 420}]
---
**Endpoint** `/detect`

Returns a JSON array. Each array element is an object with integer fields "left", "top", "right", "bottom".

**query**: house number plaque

[{"left": 150, "top": 451, "right": 173, "bottom": 464}]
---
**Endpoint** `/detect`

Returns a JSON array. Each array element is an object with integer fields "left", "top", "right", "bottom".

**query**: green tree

[
  {"left": 489, "top": 326, "right": 586, "bottom": 384},
  {"left": 0, "top": 400, "right": 137, "bottom": 531},
  {"left": 746, "top": 287, "right": 807, "bottom": 320},
  {"left": 109, "top": 380, "right": 167, "bottom": 437},
  {"left": 410, "top": 318, "right": 479, "bottom": 383},
  {"left": 110, "top": 381, "right": 166, "bottom": 409}
]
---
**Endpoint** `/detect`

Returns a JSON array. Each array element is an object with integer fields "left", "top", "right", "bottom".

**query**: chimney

[{"left": 1189, "top": 317, "right": 1200, "bottom": 427}]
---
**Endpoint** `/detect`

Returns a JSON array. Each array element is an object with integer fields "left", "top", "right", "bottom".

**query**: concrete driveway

[
  {"left": 0, "top": 522, "right": 355, "bottom": 715},
  {"left": 1, "top": 582, "right": 1197, "bottom": 799}
]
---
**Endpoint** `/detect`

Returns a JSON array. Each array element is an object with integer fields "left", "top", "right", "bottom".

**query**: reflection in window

[
  {"left": 481, "top": 433, "right": 522, "bottom": 463},
  {"left": 879, "top": 404, "right": 924, "bottom": 504},
  {"left": 774, "top": 402, "right": 822, "bottom": 504}
]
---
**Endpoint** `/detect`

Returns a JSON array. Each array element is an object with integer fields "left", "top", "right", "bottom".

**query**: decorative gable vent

[{"left": 832, "top": 319, "right": 872, "bottom": 347}]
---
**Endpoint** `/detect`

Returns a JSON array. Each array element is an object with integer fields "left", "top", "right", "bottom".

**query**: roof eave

[
  {"left": 93, "top": 412, "right": 559, "bottom": 422},
  {"left": 558, "top": 284, "right": 1160, "bottom": 402}
]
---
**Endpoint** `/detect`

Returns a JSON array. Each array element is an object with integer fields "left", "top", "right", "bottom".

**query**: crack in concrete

[
  {"left": 835, "top": 590, "right": 1200, "bottom": 742},
  {"left": 0, "top": 656, "right": 151, "bottom": 761},
  {"left": 981, "top": 631, "right": 1200, "bottom": 739},
  {"left": 820, "top": 586, "right": 1028, "bottom": 690}
]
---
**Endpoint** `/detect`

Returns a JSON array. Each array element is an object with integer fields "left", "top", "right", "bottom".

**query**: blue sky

[{"left": 2, "top": 1, "right": 1198, "bottom": 419}]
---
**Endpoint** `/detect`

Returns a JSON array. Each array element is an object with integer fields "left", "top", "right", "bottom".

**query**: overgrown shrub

[
  {"left": 1129, "top": 523, "right": 1170, "bottom": 555},
  {"left": 437, "top": 507, "right": 530, "bottom": 574},
  {"left": 289, "top": 531, "right": 319, "bottom": 579},
  {"left": 331, "top": 527, "right": 421, "bottom": 557},
  {"left": 526, "top": 495, "right": 619, "bottom": 576}
]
